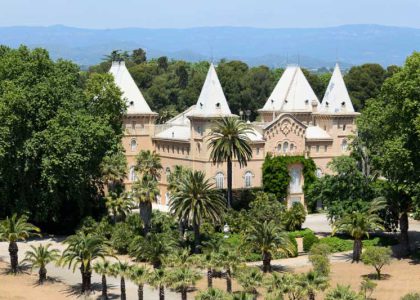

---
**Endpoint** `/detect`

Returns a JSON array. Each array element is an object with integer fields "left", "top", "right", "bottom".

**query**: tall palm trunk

[
  {"left": 140, "top": 201, "right": 152, "bottom": 235},
  {"left": 227, "top": 157, "right": 233, "bottom": 208},
  {"left": 39, "top": 265, "right": 47, "bottom": 284},
  {"left": 80, "top": 266, "right": 92, "bottom": 294},
  {"left": 308, "top": 291, "right": 315, "bottom": 300},
  {"left": 159, "top": 285, "right": 165, "bottom": 300},
  {"left": 137, "top": 284, "right": 144, "bottom": 300},
  {"left": 399, "top": 211, "right": 410, "bottom": 256},
  {"left": 101, "top": 274, "right": 108, "bottom": 300},
  {"left": 262, "top": 251, "right": 271, "bottom": 273},
  {"left": 353, "top": 238, "right": 362, "bottom": 262},
  {"left": 120, "top": 276, "right": 126, "bottom": 300},
  {"left": 226, "top": 269, "right": 232, "bottom": 293},
  {"left": 8, "top": 241, "right": 18, "bottom": 274},
  {"left": 181, "top": 289, "right": 187, "bottom": 300},
  {"left": 193, "top": 221, "right": 201, "bottom": 253},
  {"left": 207, "top": 268, "right": 213, "bottom": 288}
]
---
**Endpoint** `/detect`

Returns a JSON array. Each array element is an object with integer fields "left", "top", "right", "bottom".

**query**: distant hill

[{"left": 0, "top": 24, "right": 419, "bottom": 68}]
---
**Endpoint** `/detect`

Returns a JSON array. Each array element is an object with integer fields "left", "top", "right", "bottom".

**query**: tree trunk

[
  {"left": 353, "top": 238, "right": 362, "bottom": 262},
  {"left": 138, "top": 284, "right": 144, "bottom": 300},
  {"left": 140, "top": 201, "right": 152, "bottom": 235},
  {"left": 159, "top": 285, "right": 165, "bottom": 300},
  {"left": 193, "top": 221, "right": 201, "bottom": 254},
  {"left": 178, "top": 219, "right": 185, "bottom": 241},
  {"left": 375, "top": 267, "right": 381, "bottom": 280},
  {"left": 308, "top": 291, "right": 315, "bottom": 300},
  {"left": 227, "top": 157, "right": 233, "bottom": 208},
  {"left": 80, "top": 263, "right": 92, "bottom": 294},
  {"left": 121, "top": 277, "right": 126, "bottom": 300},
  {"left": 399, "top": 211, "right": 410, "bottom": 256},
  {"left": 226, "top": 269, "right": 232, "bottom": 293},
  {"left": 207, "top": 268, "right": 213, "bottom": 288},
  {"left": 101, "top": 274, "right": 108, "bottom": 300},
  {"left": 39, "top": 266, "right": 47, "bottom": 284},
  {"left": 8, "top": 241, "right": 18, "bottom": 274},
  {"left": 181, "top": 290, "right": 187, "bottom": 300},
  {"left": 262, "top": 251, "right": 271, "bottom": 273}
]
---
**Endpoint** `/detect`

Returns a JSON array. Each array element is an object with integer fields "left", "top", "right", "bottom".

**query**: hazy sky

[{"left": 1, "top": 0, "right": 420, "bottom": 29}]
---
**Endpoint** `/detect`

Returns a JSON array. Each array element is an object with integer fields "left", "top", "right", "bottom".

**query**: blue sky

[{"left": 1, "top": 0, "right": 420, "bottom": 29}]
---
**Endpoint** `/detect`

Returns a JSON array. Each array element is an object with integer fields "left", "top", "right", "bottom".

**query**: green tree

[
  {"left": 236, "top": 267, "right": 263, "bottom": 300},
  {"left": 0, "top": 214, "right": 41, "bottom": 273},
  {"left": 309, "top": 244, "right": 331, "bottom": 277},
  {"left": 110, "top": 261, "right": 131, "bottom": 300},
  {"left": 214, "top": 247, "right": 242, "bottom": 293},
  {"left": 130, "top": 265, "right": 151, "bottom": 300},
  {"left": 60, "top": 232, "right": 111, "bottom": 294},
  {"left": 131, "top": 48, "right": 147, "bottom": 64},
  {"left": 105, "top": 192, "right": 133, "bottom": 223},
  {"left": 302, "top": 271, "right": 329, "bottom": 300},
  {"left": 246, "top": 220, "right": 294, "bottom": 272},
  {"left": 361, "top": 246, "right": 392, "bottom": 279},
  {"left": 23, "top": 243, "right": 60, "bottom": 284},
  {"left": 157, "top": 56, "right": 169, "bottom": 71},
  {"left": 359, "top": 278, "right": 377, "bottom": 300},
  {"left": 195, "top": 287, "right": 230, "bottom": 300},
  {"left": 170, "top": 170, "right": 226, "bottom": 253},
  {"left": 284, "top": 202, "right": 307, "bottom": 231},
  {"left": 208, "top": 117, "right": 253, "bottom": 208},
  {"left": 93, "top": 259, "right": 112, "bottom": 300},
  {"left": 357, "top": 52, "right": 420, "bottom": 255},
  {"left": 149, "top": 268, "right": 169, "bottom": 300},
  {"left": 332, "top": 198, "right": 385, "bottom": 262},
  {"left": 100, "top": 149, "right": 127, "bottom": 193},
  {"left": 167, "top": 267, "right": 202, "bottom": 300},
  {"left": 325, "top": 285, "right": 362, "bottom": 300}
]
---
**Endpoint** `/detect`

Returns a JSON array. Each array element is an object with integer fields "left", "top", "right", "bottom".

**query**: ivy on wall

[{"left": 262, "top": 154, "right": 317, "bottom": 200}]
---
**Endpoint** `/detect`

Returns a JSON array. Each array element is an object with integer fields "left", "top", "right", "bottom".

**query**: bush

[
  {"left": 361, "top": 246, "right": 392, "bottom": 280},
  {"left": 111, "top": 222, "right": 135, "bottom": 254},
  {"left": 288, "top": 228, "right": 314, "bottom": 238},
  {"left": 401, "top": 293, "right": 420, "bottom": 300},
  {"left": 309, "top": 244, "right": 331, "bottom": 276},
  {"left": 303, "top": 231, "right": 320, "bottom": 252},
  {"left": 287, "top": 233, "right": 298, "bottom": 257},
  {"left": 319, "top": 235, "right": 398, "bottom": 253},
  {"left": 284, "top": 202, "right": 307, "bottom": 231}
]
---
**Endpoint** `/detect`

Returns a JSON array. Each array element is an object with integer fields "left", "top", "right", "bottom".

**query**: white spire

[
  {"left": 109, "top": 61, "right": 154, "bottom": 115},
  {"left": 321, "top": 63, "right": 355, "bottom": 113},
  {"left": 190, "top": 63, "right": 232, "bottom": 117},
  {"left": 261, "top": 65, "right": 319, "bottom": 112}
]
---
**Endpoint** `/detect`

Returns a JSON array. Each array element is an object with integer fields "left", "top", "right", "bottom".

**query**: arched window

[
  {"left": 244, "top": 171, "right": 253, "bottom": 188},
  {"left": 130, "top": 139, "right": 137, "bottom": 151},
  {"left": 165, "top": 167, "right": 171, "bottom": 180},
  {"left": 341, "top": 139, "right": 348, "bottom": 152},
  {"left": 283, "top": 141, "right": 289, "bottom": 153},
  {"left": 316, "top": 168, "right": 323, "bottom": 178},
  {"left": 277, "top": 143, "right": 282, "bottom": 153},
  {"left": 215, "top": 172, "right": 224, "bottom": 189},
  {"left": 129, "top": 166, "right": 136, "bottom": 182}
]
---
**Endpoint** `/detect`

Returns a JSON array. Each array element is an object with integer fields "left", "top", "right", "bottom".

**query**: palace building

[{"left": 109, "top": 61, "right": 359, "bottom": 209}]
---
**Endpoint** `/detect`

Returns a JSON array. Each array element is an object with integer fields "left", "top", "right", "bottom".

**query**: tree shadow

[
  {"left": 61, "top": 282, "right": 119, "bottom": 299},
  {"left": 32, "top": 275, "right": 64, "bottom": 287},
  {"left": 0, "top": 263, "right": 31, "bottom": 275},
  {"left": 361, "top": 273, "right": 391, "bottom": 280}
]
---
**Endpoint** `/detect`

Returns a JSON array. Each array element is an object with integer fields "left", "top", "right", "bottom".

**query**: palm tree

[
  {"left": 149, "top": 268, "right": 168, "bottom": 300},
  {"left": 23, "top": 243, "right": 60, "bottom": 284},
  {"left": 325, "top": 285, "right": 362, "bottom": 300},
  {"left": 170, "top": 170, "right": 226, "bottom": 253},
  {"left": 302, "top": 271, "right": 329, "bottom": 300},
  {"left": 332, "top": 198, "right": 385, "bottom": 262},
  {"left": 132, "top": 176, "right": 160, "bottom": 234},
  {"left": 130, "top": 265, "right": 150, "bottom": 300},
  {"left": 0, "top": 214, "right": 41, "bottom": 274},
  {"left": 135, "top": 150, "right": 163, "bottom": 182},
  {"left": 195, "top": 287, "right": 230, "bottom": 300},
  {"left": 167, "top": 267, "right": 202, "bottom": 300},
  {"left": 246, "top": 220, "right": 295, "bottom": 272},
  {"left": 214, "top": 247, "right": 242, "bottom": 293},
  {"left": 130, "top": 233, "right": 176, "bottom": 269},
  {"left": 100, "top": 150, "right": 127, "bottom": 193},
  {"left": 264, "top": 272, "right": 285, "bottom": 299},
  {"left": 60, "top": 232, "right": 110, "bottom": 294},
  {"left": 231, "top": 293, "right": 255, "bottom": 300},
  {"left": 208, "top": 117, "right": 254, "bottom": 208},
  {"left": 93, "top": 259, "right": 112, "bottom": 300},
  {"left": 236, "top": 267, "right": 263, "bottom": 300},
  {"left": 110, "top": 261, "right": 131, "bottom": 300},
  {"left": 199, "top": 252, "right": 217, "bottom": 288},
  {"left": 105, "top": 192, "right": 133, "bottom": 223}
]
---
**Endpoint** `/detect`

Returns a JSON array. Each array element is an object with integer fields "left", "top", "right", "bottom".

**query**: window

[
  {"left": 131, "top": 121, "right": 135, "bottom": 129},
  {"left": 343, "top": 124, "right": 346, "bottom": 131},
  {"left": 130, "top": 139, "right": 137, "bottom": 151},
  {"left": 316, "top": 145, "right": 320, "bottom": 153},
  {"left": 244, "top": 171, "right": 253, "bottom": 188},
  {"left": 165, "top": 167, "right": 171, "bottom": 180},
  {"left": 129, "top": 166, "right": 136, "bottom": 182},
  {"left": 277, "top": 143, "right": 282, "bottom": 153},
  {"left": 316, "top": 168, "right": 323, "bottom": 178},
  {"left": 215, "top": 172, "right": 224, "bottom": 189},
  {"left": 290, "top": 143, "right": 294, "bottom": 151},
  {"left": 283, "top": 142, "right": 289, "bottom": 153},
  {"left": 256, "top": 147, "right": 260, "bottom": 155},
  {"left": 341, "top": 139, "right": 348, "bottom": 152},
  {"left": 289, "top": 168, "right": 302, "bottom": 193}
]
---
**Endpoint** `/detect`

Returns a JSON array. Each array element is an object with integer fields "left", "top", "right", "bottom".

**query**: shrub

[
  {"left": 302, "top": 231, "right": 320, "bottom": 252},
  {"left": 360, "top": 278, "right": 377, "bottom": 300},
  {"left": 195, "top": 287, "right": 230, "bottom": 300},
  {"left": 287, "top": 233, "right": 299, "bottom": 257},
  {"left": 288, "top": 228, "right": 314, "bottom": 238},
  {"left": 319, "top": 236, "right": 353, "bottom": 252},
  {"left": 325, "top": 285, "right": 361, "bottom": 300},
  {"left": 284, "top": 202, "right": 306, "bottom": 231},
  {"left": 401, "top": 293, "right": 420, "bottom": 300},
  {"left": 309, "top": 244, "right": 331, "bottom": 277},
  {"left": 310, "top": 243, "right": 331, "bottom": 257},
  {"left": 111, "top": 222, "right": 135, "bottom": 254},
  {"left": 361, "top": 246, "right": 392, "bottom": 280}
]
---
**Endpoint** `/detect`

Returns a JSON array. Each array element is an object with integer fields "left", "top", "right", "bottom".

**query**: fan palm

[
  {"left": 214, "top": 247, "right": 242, "bottom": 293},
  {"left": 0, "top": 214, "right": 41, "bottom": 274},
  {"left": 132, "top": 176, "right": 160, "bottom": 235},
  {"left": 100, "top": 150, "right": 127, "bottom": 192},
  {"left": 105, "top": 192, "right": 133, "bottom": 223},
  {"left": 208, "top": 117, "right": 254, "bottom": 208},
  {"left": 195, "top": 287, "right": 230, "bottom": 300},
  {"left": 23, "top": 243, "right": 60, "bottom": 284},
  {"left": 325, "top": 285, "right": 362, "bottom": 300},
  {"left": 60, "top": 232, "right": 111, "bottom": 293},
  {"left": 302, "top": 271, "right": 329, "bottom": 300},
  {"left": 231, "top": 293, "right": 255, "bottom": 300},
  {"left": 149, "top": 268, "right": 168, "bottom": 300},
  {"left": 167, "top": 266, "right": 202, "bottom": 300},
  {"left": 135, "top": 150, "right": 162, "bottom": 182},
  {"left": 170, "top": 170, "right": 226, "bottom": 253},
  {"left": 332, "top": 198, "right": 385, "bottom": 262},
  {"left": 130, "top": 233, "right": 176, "bottom": 269},
  {"left": 246, "top": 220, "right": 295, "bottom": 272},
  {"left": 110, "top": 261, "right": 131, "bottom": 300},
  {"left": 93, "top": 259, "right": 112, "bottom": 300},
  {"left": 130, "top": 265, "right": 150, "bottom": 300},
  {"left": 264, "top": 272, "right": 285, "bottom": 299},
  {"left": 236, "top": 267, "right": 263, "bottom": 300},
  {"left": 199, "top": 252, "right": 217, "bottom": 288}
]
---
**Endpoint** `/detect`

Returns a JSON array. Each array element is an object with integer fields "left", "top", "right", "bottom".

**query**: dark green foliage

[
  {"left": 287, "top": 233, "right": 299, "bottom": 257},
  {"left": 262, "top": 154, "right": 316, "bottom": 200},
  {"left": 302, "top": 231, "right": 320, "bottom": 252},
  {"left": 111, "top": 222, "right": 134, "bottom": 254},
  {"left": 319, "top": 235, "right": 398, "bottom": 253},
  {"left": 284, "top": 202, "right": 307, "bottom": 231}
]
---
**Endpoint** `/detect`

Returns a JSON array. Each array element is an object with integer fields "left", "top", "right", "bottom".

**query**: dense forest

[{"left": 90, "top": 49, "right": 400, "bottom": 121}]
